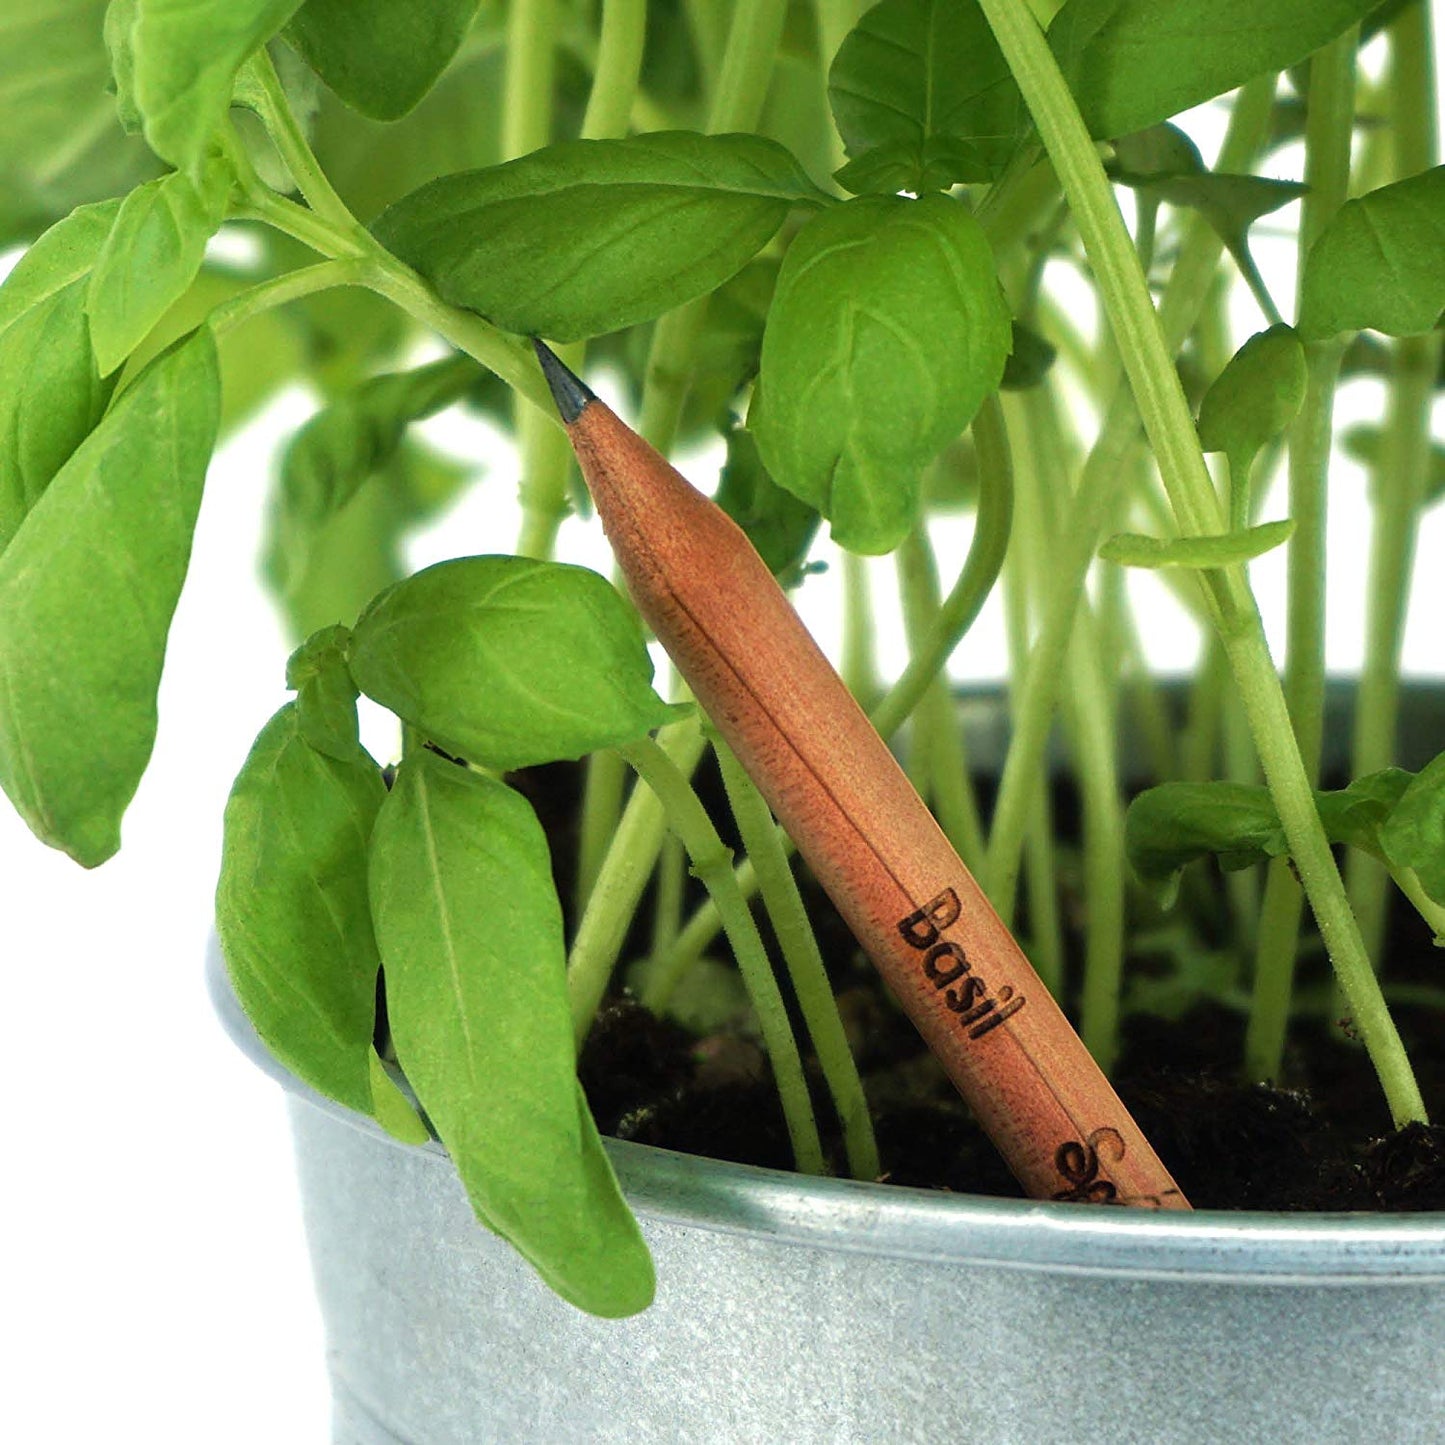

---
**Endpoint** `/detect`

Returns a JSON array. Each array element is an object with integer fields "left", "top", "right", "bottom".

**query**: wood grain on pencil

[{"left": 537, "top": 343, "right": 1187, "bottom": 1210}]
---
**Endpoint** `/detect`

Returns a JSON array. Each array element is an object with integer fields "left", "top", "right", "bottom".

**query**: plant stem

[
  {"left": 617, "top": 737, "right": 826, "bottom": 1175},
  {"left": 715, "top": 739, "right": 879, "bottom": 1180},
  {"left": 568, "top": 717, "right": 707, "bottom": 1040},
  {"left": 979, "top": 0, "right": 1425, "bottom": 1126},
  {"left": 1245, "top": 29, "right": 1358, "bottom": 1083},
  {"left": 581, "top": 0, "right": 648, "bottom": 139},
  {"left": 841, "top": 551, "right": 881, "bottom": 708},
  {"left": 205, "top": 258, "right": 369, "bottom": 340},
  {"left": 1347, "top": 0, "right": 1441, "bottom": 961},
  {"left": 895, "top": 527, "right": 986, "bottom": 868},
  {"left": 871, "top": 393, "right": 1014, "bottom": 738},
  {"left": 812, "top": 0, "right": 860, "bottom": 63}
]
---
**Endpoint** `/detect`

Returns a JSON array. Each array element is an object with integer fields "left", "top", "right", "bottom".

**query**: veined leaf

[
  {"left": 217, "top": 699, "right": 387, "bottom": 1119},
  {"left": 1298, "top": 166, "right": 1445, "bottom": 341},
  {"left": 828, "top": 0, "right": 1025, "bottom": 193},
  {"left": 1127, "top": 770, "right": 1418, "bottom": 908},
  {"left": 369, "top": 749, "right": 654, "bottom": 1317},
  {"left": 348, "top": 555, "right": 683, "bottom": 770},
  {"left": 371, "top": 131, "right": 830, "bottom": 341},
  {"left": 286, "top": 0, "right": 483, "bottom": 121},
  {"left": 750, "top": 193, "right": 1012, "bottom": 554},
  {"left": 1100, "top": 519, "right": 1294, "bottom": 569},
  {"left": 127, "top": 0, "right": 305, "bottom": 171},
  {"left": 0, "top": 198, "right": 121, "bottom": 550},
  {"left": 1381, "top": 753, "right": 1445, "bottom": 908},
  {"left": 0, "top": 327, "right": 219, "bottom": 865},
  {"left": 285, "top": 623, "right": 363, "bottom": 761},
  {"left": 1049, "top": 0, "right": 1382, "bottom": 141},
  {"left": 85, "top": 156, "right": 233, "bottom": 374},
  {"left": 1197, "top": 327, "right": 1308, "bottom": 471}
]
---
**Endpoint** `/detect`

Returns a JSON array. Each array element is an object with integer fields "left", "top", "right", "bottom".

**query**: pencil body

[{"left": 563, "top": 391, "right": 1186, "bottom": 1209}]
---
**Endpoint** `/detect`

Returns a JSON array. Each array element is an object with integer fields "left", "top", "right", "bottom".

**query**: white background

[{"left": 4, "top": 45, "right": 1444, "bottom": 1443}]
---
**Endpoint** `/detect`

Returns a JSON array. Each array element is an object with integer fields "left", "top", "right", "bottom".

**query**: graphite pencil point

[{"left": 533, "top": 339, "right": 596, "bottom": 424}]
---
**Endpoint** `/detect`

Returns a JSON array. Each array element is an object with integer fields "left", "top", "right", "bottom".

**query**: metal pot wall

[
  {"left": 211, "top": 949, "right": 1445, "bottom": 1444},
  {"left": 212, "top": 683, "right": 1445, "bottom": 1442}
]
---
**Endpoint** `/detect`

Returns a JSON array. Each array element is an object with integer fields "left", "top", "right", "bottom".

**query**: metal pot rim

[{"left": 209, "top": 942, "right": 1445, "bottom": 1286}]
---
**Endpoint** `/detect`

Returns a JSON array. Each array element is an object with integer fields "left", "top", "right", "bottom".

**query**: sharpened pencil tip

[{"left": 533, "top": 339, "right": 595, "bottom": 424}]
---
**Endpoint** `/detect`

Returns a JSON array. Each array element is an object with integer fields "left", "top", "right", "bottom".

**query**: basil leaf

[
  {"left": 1381, "top": 753, "right": 1445, "bottom": 908},
  {"left": 828, "top": 0, "right": 1025, "bottom": 193},
  {"left": 1099, "top": 519, "right": 1294, "bottom": 569},
  {"left": 1049, "top": 0, "right": 1381, "bottom": 141},
  {"left": 750, "top": 193, "right": 1012, "bottom": 554},
  {"left": 369, "top": 750, "right": 654, "bottom": 1317},
  {"left": 0, "top": 199, "right": 121, "bottom": 550},
  {"left": 1343, "top": 426, "right": 1445, "bottom": 510},
  {"left": 217, "top": 699, "right": 387, "bottom": 1118},
  {"left": 0, "top": 327, "right": 219, "bottom": 865},
  {"left": 127, "top": 0, "right": 305, "bottom": 171},
  {"left": 1126, "top": 770, "right": 1420, "bottom": 908},
  {"left": 266, "top": 439, "right": 470, "bottom": 641},
  {"left": 1197, "top": 327, "right": 1308, "bottom": 472},
  {"left": 285, "top": 624, "right": 363, "bottom": 761},
  {"left": 266, "top": 353, "right": 476, "bottom": 593},
  {"left": 0, "top": 0, "right": 157, "bottom": 239},
  {"left": 348, "top": 555, "right": 683, "bottom": 770},
  {"left": 715, "top": 424, "right": 820, "bottom": 584},
  {"left": 85, "top": 157, "right": 232, "bottom": 375},
  {"left": 286, "top": 0, "right": 482, "bottom": 121},
  {"left": 1297, "top": 166, "right": 1445, "bottom": 341},
  {"left": 371, "top": 131, "right": 829, "bottom": 341}
]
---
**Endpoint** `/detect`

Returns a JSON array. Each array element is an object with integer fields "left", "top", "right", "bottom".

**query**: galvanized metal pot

[{"left": 210, "top": 945, "right": 1445, "bottom": 1444}]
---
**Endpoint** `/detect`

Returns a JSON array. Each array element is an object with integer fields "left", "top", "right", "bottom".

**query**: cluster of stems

[{"left": 214, "top": 0, "right": 1433, "bottom": 1174}]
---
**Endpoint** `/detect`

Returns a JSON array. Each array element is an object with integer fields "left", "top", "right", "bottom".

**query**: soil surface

[{"left": 510, "top": 755, "right": 1445, "bottom": 1213}]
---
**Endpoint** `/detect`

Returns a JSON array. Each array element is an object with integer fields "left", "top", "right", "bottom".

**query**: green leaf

[
  {"left": 285, "top": 623, "right": 362, "bottom": 761},
  {"left": 85, "top": 156, "right": 233, "bottom": 374},
  {"left": 0, "top": 0, "right": 159, "bottom": 241},
  {"left": 266, "top": 353, "right": 477, "bottom": 599},
  {"left": 0, "top": 199, "right": 121, "bottom": 550},
  {"left": 715, "top": 424, "right": 821, "bottom": 584},
  {"left": 348, "top": 555, "right": 683, "bottom": 770},
  {"left": 127, "top": 0, "right": 305, "bottom": 170},
  {"left": 1049, "top": 0, "right": 1381, "bottom": 141},
  {"left": 217, "top": 699, "right": 387, "bottom": 1118},
  {"left": 285, "top": 0, "right": 482, "bottom": 121},
  {"left": 1197, "top": 326, "right": 1308, "bottom": 470},
  {"left": 371, "top": 131, "right": 829, "bottom": 342},
  {"left": 1126, "top": 781, "right": 1288, "bottom": 907},
  {"left": 266, "top": 439, "right": 470, "bottom": 642},
  {"left": 1342, "top": 425, "right": 1445, "bottom": 510},
  {"left": 1381, "top": 753, "right": 1445, "bottom": 907},
  {"left": 0, "top": 326, "right": 219, "bottom": 865},
  {"left": 1297, "top": 166, "right": 1445, "bottom": 341},
  {"left": 749, "top": 193, "right": 1012, "bottom": 554},
  {"left": 369, "top": 750, "right": 654, "bottom": 1317},
  {"left": 1000, "top": 320, "right": 1057, "bottom": 390},
  {"left": 1099, "top": 519, "right": 1294, "bottom": 569},
  {"left": 368, "top": 1051, "right": 430, "bottom": 1144},
  {"left": 828, "top": 0, "right": 1025, "bottom": 192},
  {"left": 1126, "top": 770, "right": 1419, "bottom": 908}
]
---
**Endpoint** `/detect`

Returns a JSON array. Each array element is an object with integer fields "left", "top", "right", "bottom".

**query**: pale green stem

[
  {"left": 581, "top": 0, "right": 648, "bottom": 139},
  {"left": 979, "top": 0, "right": 1424, "bottom": 1126},
  {"left": 205, "top": 259, "right": 369, "bottom": 340},
  {"left": 1245, "top": 30, "right": 1358, "bottom": 1084},
  {"left": 1347, "top": 0, "right": 1441, "bottom": 962},
  {"left": 715, "top": 740, "right": 880, "bottom": 1181},
  {"left": 895, "top": 528, "right": 986, "bottom": 868},
  {"left": 812, "top": 0, "right": 861, "bottom": 62},
  {"left": 568, "top": 718, "right": 707, "bottom": 1040},
  {"left": 617, "top": 737, "right": 826, "bottom": 1175},
  {"left": 841, "top": 551, "right": 882, "bottom": 709}
]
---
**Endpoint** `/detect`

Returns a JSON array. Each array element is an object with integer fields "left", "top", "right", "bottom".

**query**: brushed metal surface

[{"left": 210, "top": 944, "right": 1445, "bottom": 1444}]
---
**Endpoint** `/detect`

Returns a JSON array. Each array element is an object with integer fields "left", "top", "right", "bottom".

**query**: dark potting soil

[{"left": 509, "top": 756, "right": 1445, "bottom": 1214}]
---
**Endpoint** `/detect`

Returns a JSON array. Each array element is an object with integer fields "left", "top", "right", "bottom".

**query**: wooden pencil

[{"left": 536, "top": 340, "right": 1188, "bottom": 1209}]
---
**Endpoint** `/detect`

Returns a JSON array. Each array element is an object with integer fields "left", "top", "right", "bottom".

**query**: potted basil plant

[{"left": 3, "top": 0, "right": 1443, "bottom": 1439}]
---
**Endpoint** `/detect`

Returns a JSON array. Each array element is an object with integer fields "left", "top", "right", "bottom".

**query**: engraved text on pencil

[
  {"left": 1051, "top": 1127, "right": 1126, "bottom": 1202},
  {"left": 897, "top": 888, "right": 1026, "bottom": 1039}
]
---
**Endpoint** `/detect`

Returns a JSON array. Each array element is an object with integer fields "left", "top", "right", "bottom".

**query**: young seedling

[{"left": 536, "top": 341, "right": 1187, "bottom": 1209}]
